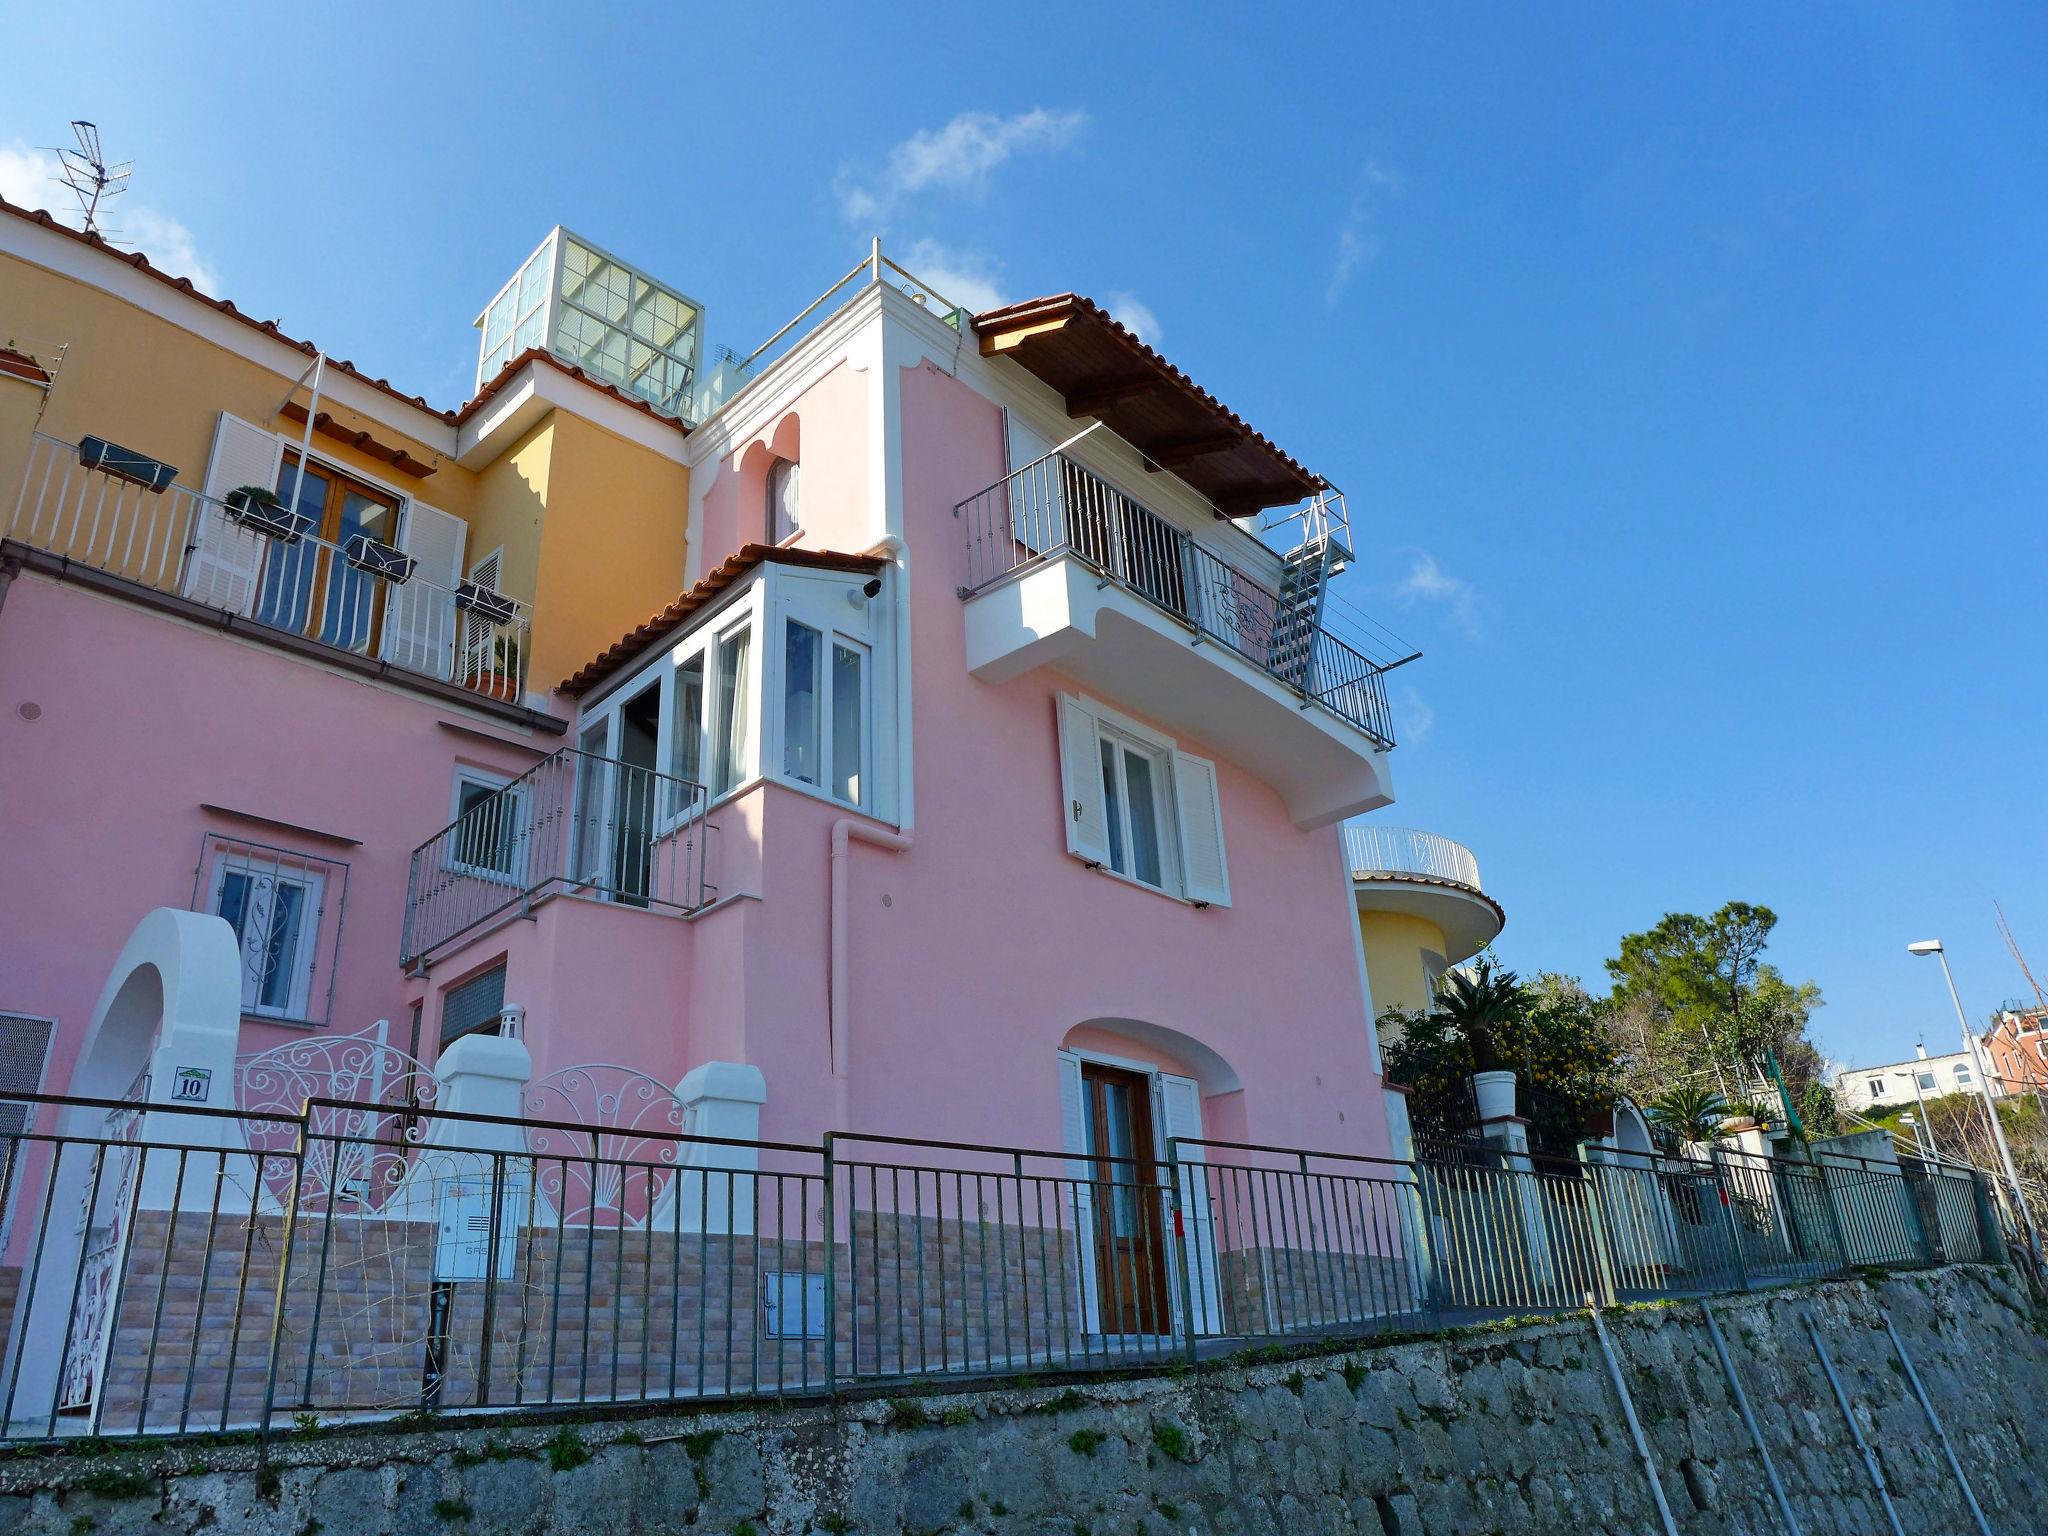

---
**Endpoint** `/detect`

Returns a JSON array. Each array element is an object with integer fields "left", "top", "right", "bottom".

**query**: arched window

[{"left": 767, "top": 457, "right": 800, "bottom": 543}]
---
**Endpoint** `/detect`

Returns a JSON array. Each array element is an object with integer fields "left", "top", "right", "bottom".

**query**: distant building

[
  {"left": 1982, "top": 1003, "right": 2048, "bottom": 1101},
  {"left": 1836, "top": 1040, "right": 1997, "bottom": 1115}
]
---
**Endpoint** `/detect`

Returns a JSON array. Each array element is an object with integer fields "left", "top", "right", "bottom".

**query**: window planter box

[
  {"left": 223, "top": 486, "right": 314, "bottom": 544},
  {"left": 77, "top": 436, "right": 178, "bottom": 493},
  {"left": 456, "top": 581, "right": 518, "bottom": 626},
  {"left": 342, "top": 533, "right": 416, "bottom": 583}
]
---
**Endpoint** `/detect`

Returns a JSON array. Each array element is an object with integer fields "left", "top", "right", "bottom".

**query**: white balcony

[
  {"left": 1346, "top": 825, "right": 1503, "bottom": 963},
  {"left": 7, "top": 430, "right": 531, "bottom": 707},
  {"left": 956, "top": 453, "right": 1397, "bottom": 830}
]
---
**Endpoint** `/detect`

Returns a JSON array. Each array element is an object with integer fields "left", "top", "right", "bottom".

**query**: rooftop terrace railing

[
  {"left": 0, "top": 1089, "right": 2012, "bottom": 1444},
  {"left": 955, "top": 450, "right": 1397, "bottom": 750},
  {"left": 1344, "top": 825, "right": 1483, "bottom": 891},
  {"left": 7, "top": 431, "right": 530, "bottom": 704},
  {"left": 401, "top": 746, "right": 715, "bottom": 966}
]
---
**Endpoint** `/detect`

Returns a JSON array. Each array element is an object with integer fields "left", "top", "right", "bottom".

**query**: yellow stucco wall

[
  {"left": 0, "top": 248, "right": 472, "bottom": 525},
  {"left": 1359, "top": 908, "right": 1451, "bottom": 1021},
  {"left": 0, "top": 241, "right": 690, "bottom": 704},
  {"left": 527, "top": 409, "right": 690, "bottom": 693}
]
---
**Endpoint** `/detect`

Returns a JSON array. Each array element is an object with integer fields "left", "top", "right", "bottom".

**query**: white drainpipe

[{"left": 830, "top": 817, "right": 912, "bottom": 1126}]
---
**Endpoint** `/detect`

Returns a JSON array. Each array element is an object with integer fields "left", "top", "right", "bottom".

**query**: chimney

[{"left": 1915, "top": 1040, "right": 1929, "bottom": 1060}]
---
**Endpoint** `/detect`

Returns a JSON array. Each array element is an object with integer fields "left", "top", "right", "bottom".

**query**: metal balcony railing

[
  {"left": 1345, "top": 825, "right": 1483, "bottom": 891},
  {"left": 954, "top": 450, "right": 1397, "bottom": 750},
  {"left": 402, "top": 746, "right": 714, "bottom": 965},
  {"left": 7, "top": 431, "right": 530, "bottom": 703}
]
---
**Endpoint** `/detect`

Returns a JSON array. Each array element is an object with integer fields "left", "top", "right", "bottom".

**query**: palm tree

[
  {"left": 1434, "top": 958, "right": 1523, "bottom": 1073},
  {"left": 1646, "top": 1085, "right": 1732, "bottom": 1146}
]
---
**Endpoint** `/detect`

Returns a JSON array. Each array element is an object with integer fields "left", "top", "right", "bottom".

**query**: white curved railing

[{"left": 1344, "top": 825, "right": 1482, "bottom": 892}]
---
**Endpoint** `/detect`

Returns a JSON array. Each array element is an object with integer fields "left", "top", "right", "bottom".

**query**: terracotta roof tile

[{"left": 559, "top": 544, "right": 886, "bottom": 697}]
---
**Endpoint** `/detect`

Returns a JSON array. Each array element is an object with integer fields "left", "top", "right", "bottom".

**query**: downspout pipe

[{"left": 830, "top": 817, "right": 911, "bottom": 1127}]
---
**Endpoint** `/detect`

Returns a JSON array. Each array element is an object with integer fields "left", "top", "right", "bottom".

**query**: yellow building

[
  {"left": 1347, "top": 824, "right": 1505, "bottom": 1027},
  {"left": 0, "top": 201, "right": 693, "bottom": 704}
]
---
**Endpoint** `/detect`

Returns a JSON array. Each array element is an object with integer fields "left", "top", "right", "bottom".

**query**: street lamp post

[{"left": 1909, "top": 939, "right": 2041, "bottom": 1260}]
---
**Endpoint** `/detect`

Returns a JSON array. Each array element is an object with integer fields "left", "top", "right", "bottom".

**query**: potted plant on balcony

[
  {"left": 464, "top": 631, "right": 523, "bottom": 699},
  {"left": 1436, "top": 958, "right": 1524, "bottom": 1122}
]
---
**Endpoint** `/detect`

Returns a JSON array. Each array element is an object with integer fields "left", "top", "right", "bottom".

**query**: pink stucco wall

[
  {"left": 696, "top": 359, "right": 870, "bottom": 565},
  {"left": 522, "top": 348, "right": 1391, "bottom": 1161},
  {"left": 0, "top": 575, "right": 552, "bottom": 1095}
]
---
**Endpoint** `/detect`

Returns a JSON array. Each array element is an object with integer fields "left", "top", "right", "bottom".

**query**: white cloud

[
  {"left": 1395, "top": 684, "right": 1436, "bottom": 747},
  {"left": 0, "top": 140, "right": 219, "bottom": 293},
  {"left": 838, "top": 107, "right": 1090, "bottom": 224},
  {"left": 1326, "top": 158, "right": 1402, "bottom": 306},
  {"left": 1104, "top": 290, "right": 1161, "bottom": 345},
  {"left": 1395, "top": 549, "right": 1483, "bottom": 637},
  {"left": 902, "top": 238, "right": 1008, "bottom": 315}
]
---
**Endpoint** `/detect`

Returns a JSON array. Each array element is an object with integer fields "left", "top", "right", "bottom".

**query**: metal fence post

[
  {"left": 821, "top": 1133, "right": 837, "bottom": 1395},
  {"left": 1813, "top": 1154, "right": 1855, "bottom": 1274},
  {"left": 1168, "top": 1138, "right": 1199, "bottom": 1369},
  {"left": 257, "top": 1112, "right": 310, "bottom": 1453},
  {"left": 1969, "top": 1170, "right": 2008, "bottom": 1265},
  {"left": 1709, "top": 1148, "right": 1752, "bottom": 1292},
  {"left": 1575, "top": 1145, "right": 1621, "bottom": 1308}
]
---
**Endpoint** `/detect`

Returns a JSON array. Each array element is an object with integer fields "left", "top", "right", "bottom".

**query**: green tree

[
  {"left": 1383, "top": 964, "right": 1621, "bottom": 1151},
  {"left": 1604, "top": 901, "right": 1827, "bottom": 1117},
  {"left": 1646, "top": 1085, "right": 1731, "bottom": 1145}
]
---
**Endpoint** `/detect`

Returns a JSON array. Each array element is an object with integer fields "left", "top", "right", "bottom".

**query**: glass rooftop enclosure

[{"left": 475, "top": 228, "right": 704, "bottom": 420}]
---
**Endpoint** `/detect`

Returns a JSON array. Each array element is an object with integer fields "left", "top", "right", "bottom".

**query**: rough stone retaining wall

[{"left": 2, "top": 1264, "right": 2042, "bottom": 1535}]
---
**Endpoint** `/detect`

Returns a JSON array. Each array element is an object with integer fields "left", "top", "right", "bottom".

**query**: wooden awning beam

[
  {"left": 1064, "top": 373, "right": 1159, "bottom": 418},
  {"left": 1145, "top": 432, "right": 1244, "bottom": 470}
]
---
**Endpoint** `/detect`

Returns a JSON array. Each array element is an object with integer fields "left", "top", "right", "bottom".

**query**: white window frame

[
  {"left": 1095, "top": 720, "right": 1182, "bottom": 896},
  {"left": 1055, "top": 693, "right": 1231, "bottom": 908},
  {"left": 574, "top": 578, "right": 764, "bottom": 829},
  {"left": 205, "top": 853, "right": 325, "bottom": 1023},
  {"left": 446, "top": 767, "right": 526, "bottom": 884},
  {"left": 767, "top": 457, "right": 801, "bottom": 544},
  {"left": 769, "top": 569, "right": 881, "bottom": 815},
  {"left": 570, "top": 562, "right": 899, "bottom": 829}
]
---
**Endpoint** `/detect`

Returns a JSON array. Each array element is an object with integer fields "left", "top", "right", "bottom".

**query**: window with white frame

[
  {"left": 569, "top": 561, "right": 893, "bottom": 830},
  {"left": 767, "top": 458, "right": 800, "bottom": 543},
  {"left": 204, "top": 843, "right": 330, "bottom": 1022},
  {"left": 449, "top": 768, "right": 523, "bottom": 880},
  {"left": 775, "top": 570, "right": 875, "bottom": 809},
  {"left": 1055, "top": 694, "right": 1230, "bottom": 906}
]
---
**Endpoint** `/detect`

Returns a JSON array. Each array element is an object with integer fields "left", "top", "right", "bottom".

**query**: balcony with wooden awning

[{"left": 973, "top": 294, "right": 1321, "bottom": 520}]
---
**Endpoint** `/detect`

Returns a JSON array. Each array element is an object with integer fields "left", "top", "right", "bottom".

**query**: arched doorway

[{"left": 1056, "top": 1020, "right": 1238, "bottom": 1340}]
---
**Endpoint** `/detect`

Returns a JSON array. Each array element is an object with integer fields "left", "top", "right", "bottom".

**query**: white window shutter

[
  {"left": 1004, "top": 408, "right": 1063, "bottom": 551},
  {"left": 1057, "top": 1049, "right": 1101, "bottom": 1335},
  {"left": 381, "top": 501, "right": 467, "bottom": 681},
  {"left": 1154, "top": 1072, "right": 1222, "bottom": 1336},
  {"left": 183, "top": 412, "right": 281, "bottom": 615},
  {"left": 1056, "top": 694, "right": 1111, "bottom": 867},
  {"left": 1171, "top": 751, "right": 1230, "bottom": 907}
]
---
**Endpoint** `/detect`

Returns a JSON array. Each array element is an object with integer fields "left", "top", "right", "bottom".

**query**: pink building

[{"left": 1, "top": 225, "right": 1417, "bottom": 1417}]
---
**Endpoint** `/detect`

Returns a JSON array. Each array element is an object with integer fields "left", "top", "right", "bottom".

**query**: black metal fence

[{"left": 0, "top": 1092, "right": 2009, "bottom": 1444}]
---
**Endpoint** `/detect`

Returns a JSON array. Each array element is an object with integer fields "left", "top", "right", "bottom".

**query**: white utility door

[
  {"left": 1154, "top": 1072, "right": 1223, "bottom": 1334},
  {"left": 183, "top": 413, "right": 282, "bottom": 614}
]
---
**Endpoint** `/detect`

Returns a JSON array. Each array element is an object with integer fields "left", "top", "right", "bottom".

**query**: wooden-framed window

[{"left": 255, "top": 451, "right": 405, "bottom": 653}]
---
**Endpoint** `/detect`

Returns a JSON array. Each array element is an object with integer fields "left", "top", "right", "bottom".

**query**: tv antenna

[{"left": 47, "top": 121, "right": 130, "bottom": 237}]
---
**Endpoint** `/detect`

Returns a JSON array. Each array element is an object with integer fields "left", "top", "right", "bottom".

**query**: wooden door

[{"left": 1081, "top": 1063, "right": 1171, "bottom": 1336}]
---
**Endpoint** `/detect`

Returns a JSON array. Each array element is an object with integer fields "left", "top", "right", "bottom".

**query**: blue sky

[{"left": 5, "top": 3, "right": 2044, "bottom": 1069}]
